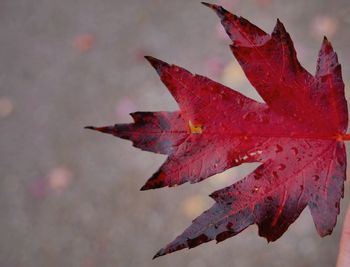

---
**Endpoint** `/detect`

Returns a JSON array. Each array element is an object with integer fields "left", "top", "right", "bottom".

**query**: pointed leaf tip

[
  {"left": 144, "top": 56, "right": 169, "bottom": 74},
  {"left": 140, "top": 184, "right": 148, "bottom": 191},
  {"left": 320, "top": 36, "right": 334, "bottom": 54},
  {"left": 209, "top": 191, "right": 218, "bottom": 200},
  {"left": 141, "top": 170, "right": 167, "bottom": 190},
  {"left": 272, "top": 18, "right": 287, "bottom": 36},
  {"left": 201, "top": 2, "right": 229, "bottom": 18},
  {"left": 140, "top": 178, "right": 164, "bottom": 191},
  {"left": 140, "top": 180, "right": 158, "bottom": 191},
  {"left": 201, "top": 2, "right": 214, "bottom": 8},
  {"left": 322, "top": 36, "right": 332, "bottom": 47},
  {"left": 84, "top": 126, "right": 96, "bottom": 130},
  {"left": 84, "top": 125, "right": 114, "bottom": 134},
  {"left": 152, "top": 249, "right": 165, "bottom": 259}
]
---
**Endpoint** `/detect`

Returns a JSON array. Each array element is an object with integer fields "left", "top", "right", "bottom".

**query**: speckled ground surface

[{"left": 1, "top": 0, "right": 350, "bottom": 266}]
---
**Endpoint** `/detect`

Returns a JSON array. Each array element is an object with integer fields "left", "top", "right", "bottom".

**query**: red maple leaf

[{"left": 86, "top": 3, "right": 349, "bottom": 258}]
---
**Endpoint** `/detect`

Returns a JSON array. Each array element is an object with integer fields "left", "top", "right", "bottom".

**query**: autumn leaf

[{"left": 85, "top": 2, "right": 349, "bottom": 258}]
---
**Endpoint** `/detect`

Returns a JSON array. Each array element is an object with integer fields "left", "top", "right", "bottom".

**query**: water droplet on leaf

[{"left": 252, "top": 186, "right": 259, "bottom": 193}]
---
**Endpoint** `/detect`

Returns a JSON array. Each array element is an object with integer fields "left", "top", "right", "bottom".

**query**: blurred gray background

[{"left": 1, "top": 0, "right": 350, "bottom": 266}]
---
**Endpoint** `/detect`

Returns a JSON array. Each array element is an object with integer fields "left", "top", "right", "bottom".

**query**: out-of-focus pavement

[{"left": 1, "top": 0, "right": 350, "bottom": 266}]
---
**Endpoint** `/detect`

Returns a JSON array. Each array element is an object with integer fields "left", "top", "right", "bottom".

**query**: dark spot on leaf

[{"left": 275, "top": 144, "right": 283, "bottom": 153}]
